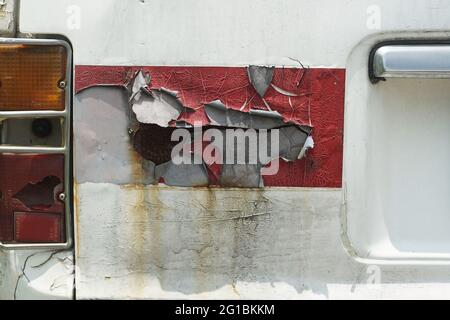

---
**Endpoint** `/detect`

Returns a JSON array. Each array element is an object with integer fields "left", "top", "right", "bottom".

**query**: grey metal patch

[{"left": 247, "top": 65, "right": 275, "bottom": 98}]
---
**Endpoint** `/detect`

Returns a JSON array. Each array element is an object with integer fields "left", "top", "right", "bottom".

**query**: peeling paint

[
  {"left": 129, "top": 106, "right": 313, "bottom": 187},
  {"left": 204, "top": 100, "right": 285, "bottom": 129},
  {"left": 132, "top": 88, "right": 184, "bottom": 127},
  {"left": 247, "top": 66, "right": 275, "bottom": 98},
  {"left": 75, "top": 66, "right": 345, "bottom": 188},
  {"left": 75, "top": 66, "right": 328, "bottom": 188}
]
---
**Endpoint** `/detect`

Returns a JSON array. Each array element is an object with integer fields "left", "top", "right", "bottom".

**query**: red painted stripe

[{"left": 75, "top": 66, "right": 345, "bottom": 188}]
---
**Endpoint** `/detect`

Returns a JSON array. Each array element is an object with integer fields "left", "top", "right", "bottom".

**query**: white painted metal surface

[
  {"left": 345, "top": 32, "right": 450, "bottom": 262},
  {"left": 19, "top": 0, "right": 450, "bottom": 68},
  {"left": 0, "top": 250, "right": 74, "bottom": 300},
  {"left": 75, "top": 184, "right": 450, "bottom": 299},
  {"left": 1, "top": 0, "right": 450, "bottom": 299}
]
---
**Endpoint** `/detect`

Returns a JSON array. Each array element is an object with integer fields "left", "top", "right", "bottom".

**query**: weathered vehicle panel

[{"left": 1, "top": 0, "right": 450, "bottom": 299}]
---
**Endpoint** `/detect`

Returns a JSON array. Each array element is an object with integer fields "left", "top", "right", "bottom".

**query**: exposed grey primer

[
  {"left": 205, "top": 100, "right": 285, "bottom": 129},
  {"left": 74, "top": 87, "right": 155, "bottom": 185},
  {"left": 132, "top": 89, "right": 185, "bottom": 127},
  {"left": 270, "top": 84, "right": 299, "bottom": 97},
  {"left": 298, "top": 136, "right": 315, "bottom": 160},
  {"left": 212, "top": 126, "right": 311, "bottom": 187},
  {"left": 130, "top": 70, "right": 150, "bottom": 102},
  {"left": 278, "top": 126, "right": 311, "bottom": 161},
  {"left": 74, "top": 87, "right": 206, "bottom": 187},
  {"left": 155, "top": 162, "right": 209, "bottom": 187},
  {"left": 205, "top": 100, "right": 312, "bottom": 162},
  {"left": 130, "top": 72, "right": 185, "bottom": 127},
  {"left": 220, "top": 164, "right": 262, "bottom": 188},
  {"left": 247, "top": 65, "right": 275, "bottom": 98}
]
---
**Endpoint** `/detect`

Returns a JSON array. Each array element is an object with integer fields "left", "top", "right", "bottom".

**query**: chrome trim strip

[
  {"left": 0, "top": 111, "right": 68, "bottom": 119},
  {"left": 0, "top": 146, "right": 66, "bottom": 153}
]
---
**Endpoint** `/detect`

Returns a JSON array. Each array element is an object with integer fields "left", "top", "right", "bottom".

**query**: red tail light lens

[
  {"left": 15, "top": 212, "right": 63, "bottom": 243},
  {"left": 0, "top": 154, "right": 65, "bottom": 243}
]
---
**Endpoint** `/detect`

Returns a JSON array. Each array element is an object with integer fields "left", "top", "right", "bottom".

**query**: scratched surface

[
  {"left": 0, "top": 249, "right": 74, "bottom": 300},
  {"left": 74, "top": 184, "right": 450, "bottom": 299},
  {"left": 75, "top": 184, "right": 349, "bottom": 299}
]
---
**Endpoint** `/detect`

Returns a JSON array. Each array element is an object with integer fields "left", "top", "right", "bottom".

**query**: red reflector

[
  {"left": 0, "top": 154, "right": 65, "bottom": 244},
  {"left": 15, "top": 212, "right": 62, "bottom": 243}
]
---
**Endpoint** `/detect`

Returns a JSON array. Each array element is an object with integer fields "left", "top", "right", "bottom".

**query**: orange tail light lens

[{"left": 0, "top": 44, "right": 67, "bottom": 111}]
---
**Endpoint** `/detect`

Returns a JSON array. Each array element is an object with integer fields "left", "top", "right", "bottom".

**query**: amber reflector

[{"left": 0, "top": 44, "right": 67, "bottom": 111}]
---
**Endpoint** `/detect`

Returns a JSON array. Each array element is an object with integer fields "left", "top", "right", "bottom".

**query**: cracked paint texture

[
  {"left": 75, "top": 66, "right": 345, "bottom": 188},
  {"left": 0, "top": 249, "right": 74, "bottom": 300}
]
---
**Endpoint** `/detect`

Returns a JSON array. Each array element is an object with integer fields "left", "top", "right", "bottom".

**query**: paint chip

[{"left": 247, "top": 66, "right": 275, "bottom": 98}]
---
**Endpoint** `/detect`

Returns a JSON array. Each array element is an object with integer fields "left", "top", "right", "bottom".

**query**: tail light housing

[{"left": 0, "top": 38, "right": 72, "bottom": 249}]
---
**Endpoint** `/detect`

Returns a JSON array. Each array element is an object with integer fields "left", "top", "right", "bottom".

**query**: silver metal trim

[
  {"left": 0, "top": 37, "right": 73, "bottom": 250},
  {"left": 0, "top": 146, "right": 66, "bottom": 153},
  {"left": 0, "top": 110, "right": 67, "bottom": 119},
  {"left": 373, "top": 45, "right": 450, "bottom": 79}
]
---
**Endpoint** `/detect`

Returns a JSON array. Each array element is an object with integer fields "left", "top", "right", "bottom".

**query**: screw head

[
  {"left": 59, "top": 193, "right": 66, "bottom": 202},
  {"left": 58, "top": 80, "right": 67, "bottom": 89}
]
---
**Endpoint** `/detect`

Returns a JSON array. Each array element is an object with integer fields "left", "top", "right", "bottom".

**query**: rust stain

[
  {"left": 115, "top": 184, "right": 276, "bottom": 295},
  {"left": 194, "top": 188, "right": 216, "bottom": 292},
  {"left": 148, "top": 187, "right": 164, "bottom": 287},
  {"left": 125, "top": 184, "right": 166, "bottom": 296},
  {"left": 128, "top": 146, "right": 145, "bottom": 184},
  {"left": 130, "top": 184, "right": 146, "bottom": 297},
  {"left": 73, "top": 183, "right": 81, "bottom": 258},
  {"left": 231, "top": 282, "right": 241, "bottom": 298}
]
